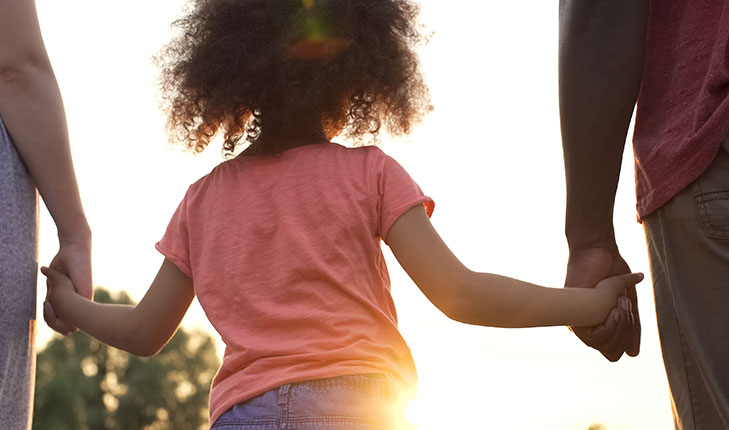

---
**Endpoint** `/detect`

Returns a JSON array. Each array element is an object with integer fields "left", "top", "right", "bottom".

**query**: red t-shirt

[
  {"left": 633, "top": 0, "right": 729, "bottom": 219},
  {"left": 156, "top": 142, "right": 433, "bottom": 424}
]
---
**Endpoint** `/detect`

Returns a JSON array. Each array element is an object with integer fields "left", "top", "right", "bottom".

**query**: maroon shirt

[{"left": 633, "top": 0, "right": 729, "bottom": 219}]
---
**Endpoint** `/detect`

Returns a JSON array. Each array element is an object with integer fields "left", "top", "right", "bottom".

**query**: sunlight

[
  {"left": 29, "top": 1, "right": 673, "bottom": 429},
  {"left": 404, "top": 394, "right": 481, "bottom": 430}
]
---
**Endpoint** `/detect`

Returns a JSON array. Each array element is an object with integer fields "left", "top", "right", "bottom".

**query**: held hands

[
  {"left": 566, "top": 246, "right": 642, "bottom": 361},
  {"left": 44, "top": 240, "right": 93, "bottom": 335},
  {"left": 594, "top": 271, "right": 644, "bottom": 324},
  {"left": 41, "top": 265, "right": 90, "bottom": 336},
  {"left": 41, "top": 265, "right": 77, "bottom": 306}
]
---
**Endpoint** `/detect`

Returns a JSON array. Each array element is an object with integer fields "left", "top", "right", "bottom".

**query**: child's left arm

[{"left": 41, "top": 259, "right": 194, "bottom": 356}]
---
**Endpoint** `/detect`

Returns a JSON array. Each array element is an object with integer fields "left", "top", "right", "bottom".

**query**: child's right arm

[
  {"left": 387, "top": 205, "right": 642, "bottom": 328},
  {"left": 41, "top": 259, "right": 195, "bottom": 356}
]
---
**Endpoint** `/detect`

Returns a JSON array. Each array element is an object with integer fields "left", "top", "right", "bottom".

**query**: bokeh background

[{"left": 33, "top": 1, "right": 673, "bottom": 428}]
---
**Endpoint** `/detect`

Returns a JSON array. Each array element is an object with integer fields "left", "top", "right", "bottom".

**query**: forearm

[
  {"left": 559, "top": 0, "right": 647, "bottom": 248},
  {"left": 51, "top": 291, "right": 153, "bottom": 356},
  {"left": 0, "top": 61, "right": 89, "bottom": 243},
  {"left": 0, "top": 0, "right": 89, "bottom": 244},
  {"left": 450, "top": 271, "right": 614, "bottom": 328}
]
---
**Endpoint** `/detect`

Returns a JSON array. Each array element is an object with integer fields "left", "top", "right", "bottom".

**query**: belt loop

[{"left": 277, "top": 383, "right": 291, "bottom": 406}]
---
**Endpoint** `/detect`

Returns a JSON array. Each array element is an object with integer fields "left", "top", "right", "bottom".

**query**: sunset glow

[{"left": 33, "top": 1, "right": 672, "bottom": 428}]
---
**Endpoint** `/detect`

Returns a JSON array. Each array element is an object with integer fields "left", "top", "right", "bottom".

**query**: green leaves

[{"left": 33, "top": 288, "right": 220, "bottom": 430}]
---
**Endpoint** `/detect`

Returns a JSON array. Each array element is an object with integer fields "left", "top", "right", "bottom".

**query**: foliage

[{"left": 33, "top": 288, "right": 220, "bottom": 430}]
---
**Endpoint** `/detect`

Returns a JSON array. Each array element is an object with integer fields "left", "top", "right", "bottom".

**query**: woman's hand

[
  {"left": 43, "top": 236, "right": 92, "bottom": 335},
  {"left": 41, "top": 265, "right": 79, "bottom": 319}
]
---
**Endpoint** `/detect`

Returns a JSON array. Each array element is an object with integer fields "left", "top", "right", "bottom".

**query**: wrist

[
  {"left": 57, "top": 220, "right": 91, "bottom": 248},
  {"left": 50, "top": 286, "right": 78, "bottom": 318},
  {"left": 564, "top": 205, "right": 616, "bottom": 250},
  {"left": 566, "top": 235, "right": 618, "bottom": 254}
]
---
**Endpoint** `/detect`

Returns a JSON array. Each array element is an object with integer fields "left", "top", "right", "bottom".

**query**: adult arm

[
  {"left": 0, "top": 0, "right": 92, "bottom": 333},
  {"left": 42, "top": 259, "right": 194, "bottom": 356},
  {"left": 559, "top": 0, "right": 648, "bottom": 360},
  {"left": 387, "top": 206, "right": 642, "bottom": 328}
]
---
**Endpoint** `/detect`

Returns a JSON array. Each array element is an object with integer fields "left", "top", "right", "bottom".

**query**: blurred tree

[{"left": 33, "top": 288, "right": 220, "bottom": 430}]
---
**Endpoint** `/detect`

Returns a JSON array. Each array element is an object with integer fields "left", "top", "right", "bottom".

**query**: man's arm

[
  {"left": 0, "top": 0, "right": 92, "bottom": 333},
  {"left": 559, "top": 0, "right": 648, "bottom": 360}
]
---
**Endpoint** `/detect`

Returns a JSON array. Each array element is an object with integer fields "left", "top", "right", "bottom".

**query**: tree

[{"left": 33, "top": 288, "right": 220, "bottom": 430}]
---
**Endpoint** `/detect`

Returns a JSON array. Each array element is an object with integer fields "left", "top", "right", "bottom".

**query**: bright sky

[{"left": 34, "top": 1, "right": 673, "bottom": 429}]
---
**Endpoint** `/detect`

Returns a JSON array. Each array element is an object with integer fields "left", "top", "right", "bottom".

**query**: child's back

[
  {"left": 157, "top": 142, "right": 433, "bottom": 422},
  {"left": 40, "top": 0, "right": 643, "bottom": 428}
]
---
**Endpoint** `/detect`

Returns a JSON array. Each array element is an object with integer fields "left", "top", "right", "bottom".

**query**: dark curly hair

[{"left": 157, "top": 0, "right": 431, "bottom": 155}]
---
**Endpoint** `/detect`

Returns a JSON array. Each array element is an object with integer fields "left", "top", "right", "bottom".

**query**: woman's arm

[
  {"left": 0, "top": 0, "right": 92, "bottom": 313},
  {"left": 386, "top": 206, "right": 642, "bottom": 328},
  {"left": 41, "top": 259, "right": 195, "bottom": 356}
]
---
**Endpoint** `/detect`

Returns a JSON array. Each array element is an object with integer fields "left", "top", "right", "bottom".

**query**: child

[{"left": 42, "top": 0, "right": 643, "bottom": 428}]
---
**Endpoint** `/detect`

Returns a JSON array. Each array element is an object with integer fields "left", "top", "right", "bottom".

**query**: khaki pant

[{"left": 644, "top": 141, "right": 729, "bottom": 430}]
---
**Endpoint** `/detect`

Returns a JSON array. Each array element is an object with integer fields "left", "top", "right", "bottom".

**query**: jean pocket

[
  {"left": 287, "top": 374, "right": 393, "bottom": 426},
  {"left": 694, "top": 190, "right": 729, "bottom": 240}
]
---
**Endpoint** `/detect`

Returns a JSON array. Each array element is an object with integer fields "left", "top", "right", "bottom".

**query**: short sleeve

[
  {"left": 377, "top": 154, "right": 434, "bottom": 242},
  {"left": 155, "top": 191, "right": 193, "bottom": 277}
]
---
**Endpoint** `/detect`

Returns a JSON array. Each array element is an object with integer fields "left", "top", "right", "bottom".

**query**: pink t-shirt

[
  {"left": 633, "top": 0, "right": 729, "bottom": 219},
  {"left": 156, "top": 142, "right": 433, "bottom": 424}
]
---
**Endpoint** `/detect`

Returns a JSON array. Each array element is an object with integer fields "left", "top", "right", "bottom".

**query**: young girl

[{"left": 42, "top": 0, "right": 642, "bottom": 428}]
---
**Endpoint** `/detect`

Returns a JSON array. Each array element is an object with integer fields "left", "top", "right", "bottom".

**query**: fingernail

[
  {"left": 613, "top": 311, "right": 620, "bottom": 323},
  {"left": 619, "top": 297, "right": 630, "bottom": 312}
]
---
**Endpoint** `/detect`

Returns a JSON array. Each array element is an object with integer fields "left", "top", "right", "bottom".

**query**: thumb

[
  {"left": 618, "top": 272, "right": 645, "bottom": 288},
  {"left": 40, "top": 266, "right": 62, "bottom": 279},
  {"left": 41, "top": 266, "right": 69, "bottom": 288}
]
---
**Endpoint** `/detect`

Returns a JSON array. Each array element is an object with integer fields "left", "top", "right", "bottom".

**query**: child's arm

[
  {"left": 387, "top": 206, "right": 642, "bottom": 328},
  {"left": 41, "top": 259, "right": 194, "bottom": 356}
]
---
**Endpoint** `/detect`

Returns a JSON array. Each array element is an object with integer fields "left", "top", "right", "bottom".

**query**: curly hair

[{"left": 157, "top": 0, "right": 431, "bottom": 155}]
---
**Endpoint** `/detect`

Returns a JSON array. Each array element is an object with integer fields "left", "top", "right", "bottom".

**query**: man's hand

[
  {"left": 566, "top": 246, "right": 641, "bottom": 361},
  {"left": 44, "top": 238, "right": 93, "bottom": 335}
]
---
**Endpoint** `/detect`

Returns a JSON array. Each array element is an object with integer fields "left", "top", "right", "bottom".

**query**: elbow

[
  {"left": 126, "top": 339, "right": 163, "bottom": 357},
  {"left": 133, "top": 346, "right": 161, "bottom": 357},
  {"left": 0, "top": 56, "right": 53, "bottom": 91},
  {"left": 435, "top": 271, "right": 475, "bottom": 324},
  {"left": 123, "top": 321, "right": 165, "bottom": 357}
]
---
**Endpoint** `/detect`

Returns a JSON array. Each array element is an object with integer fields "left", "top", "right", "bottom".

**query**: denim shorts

[{"left": 210, "top": 374, "right": 406, "bottom": 430}]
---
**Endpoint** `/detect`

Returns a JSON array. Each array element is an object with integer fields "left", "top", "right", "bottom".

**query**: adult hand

[
  {"left": 566, "top": 246, "right": 641, "bottom": 361},
  {"left": 44, "top": 236, "right": 93, "bottom": 335}
]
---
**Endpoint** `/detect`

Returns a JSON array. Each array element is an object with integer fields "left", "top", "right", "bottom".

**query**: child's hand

[
  {"left": 595, "top": 272, "right": 645, "bottom": 323},
  {"left": 41, "top": 266, "right": 79, "bottom": 320}
]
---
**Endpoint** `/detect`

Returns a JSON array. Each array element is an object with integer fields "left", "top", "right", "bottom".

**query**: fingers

[
  {"left": 607, "top": 272, "right": 644, "bottom": 293},
  {"left": 43, "top": 301, "right": 76, "bottom": 335},
  {"left": 622, "top": 272, "right": 645, "bottom": 287},
  {"left": 598, "top": 305, "right": 632, "bottom": 360},
  {"left": 573, "top": 307, "right": 630, "bottom": 362},
  {"left": 41, "top": 266, "right": 78, "bottom": 335},
  {"left": 625, "top": 285, "right": 642, "bottom": 357},
  {"left": 49, "top": 248, "right": 94, "bottom": 299},
  {"left": 40, "top": 265, "right": 63, "bottom": 281},
  {"left": 41, "top": 266, "right": 75, "bottom": 291}
]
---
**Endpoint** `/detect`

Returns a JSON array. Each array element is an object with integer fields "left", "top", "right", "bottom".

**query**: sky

[{"left": 33, "top": 1, "right": 673, "bottom": 429}]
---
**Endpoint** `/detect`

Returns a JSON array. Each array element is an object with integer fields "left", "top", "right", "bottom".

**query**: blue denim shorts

[{"left": 210, "top": 374, "right": 404, "bottom": 429}]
